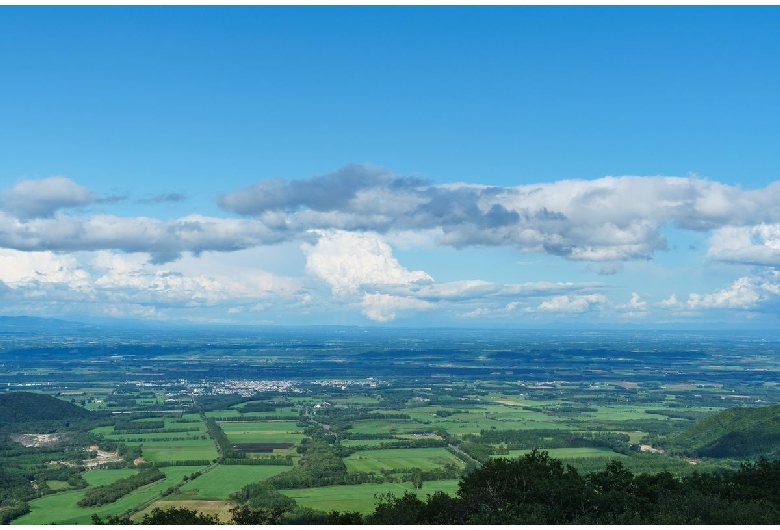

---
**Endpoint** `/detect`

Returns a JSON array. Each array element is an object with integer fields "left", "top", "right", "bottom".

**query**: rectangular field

[
  {"left": 344, "top": 447, "right": 463, "bottom": 473},
  {"left": 174, "top": 465, "right": 292, "bottom": 500},
  {"left": 219, "top": 420, "right": 304, "bottom": 445},
  {"left": 280, "top": 480, "right": 460, "bottom": 514}
]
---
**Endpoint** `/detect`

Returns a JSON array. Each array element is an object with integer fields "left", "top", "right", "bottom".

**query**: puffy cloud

[
  {"left": 530, "top": 294, "right": 607, "bottom": 314},
  {"left": 218, "top": 166, "right": 780, "bottom": 265},
  {"left": 0, "top": 212, "right": 286, "bottom": 264},
  {"left": 217, "top": 164, "right": 430, "bottom": 215},
  {"left": 0, "top": 249, "right": 92, "bottom": 290},
  {"left": 0, "top": 248, "right": 303, "bottom": 318},
  {"left": 301, "top": 230, "right": 432, "bottom": 296},
  {"left": 687, "top": 277, "right": 761, "bottom": 310},
  {"left": 708, "top": 224, "right": 780, "bottom": 267},
  {"left": 5, "top": 169, "right": 780, "bottom": 269},
  {"left": 300, "top": 229, "right": 606, "bottom": 321},
  {"left": 658, "top": 294, "right": 681, "bottom": 309},
  {"left": 616, "top": 292, "right": 648, "bottom": 317},
  {"left": 360, "top": 293, "right": 433, "bottom": 322},
  {"left": 2, "top": 176, "right": 95, "bottom": 218}
]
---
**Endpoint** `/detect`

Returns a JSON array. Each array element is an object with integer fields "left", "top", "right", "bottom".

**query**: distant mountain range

[{"left": 0, "top": 315, "right": 96, "bottom": 332}]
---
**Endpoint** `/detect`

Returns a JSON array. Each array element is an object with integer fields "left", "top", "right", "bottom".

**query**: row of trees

[{"left": 77, "top": 468, "right": 165, "bottom": 507}]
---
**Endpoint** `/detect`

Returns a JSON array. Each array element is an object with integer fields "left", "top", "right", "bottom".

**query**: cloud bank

[
  {"left": 4, "top": 166, "right": 780, "bottom": 269},
  {"left": 3, "top": 166, "right": 780, "bottom": 323}
]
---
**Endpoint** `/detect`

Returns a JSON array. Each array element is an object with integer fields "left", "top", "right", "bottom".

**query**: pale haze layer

[{"left": 1, "top": 7, "right": 779, "bottom": 327}]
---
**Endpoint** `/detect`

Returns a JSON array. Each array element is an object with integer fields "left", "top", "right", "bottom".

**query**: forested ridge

[
  {"left": 0, "top": 392, "right": 94, "bottom": 425},
  {"left": 667, "top": 404, "right": 780, "bottom": 459}
]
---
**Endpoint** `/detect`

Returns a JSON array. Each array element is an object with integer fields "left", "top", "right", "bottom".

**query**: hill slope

[
  {"left": 671, "top": 404, "right": 780, "bottom": 459},
  {"left": 0, "top": 391, "right": 93, "bottom": 424}
]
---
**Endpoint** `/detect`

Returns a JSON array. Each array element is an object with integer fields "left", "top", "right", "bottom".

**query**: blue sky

[{"left": 1, "top": 6, "right": 780, "bottom": 327}]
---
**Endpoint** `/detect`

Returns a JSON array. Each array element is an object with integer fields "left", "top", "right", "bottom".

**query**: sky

[{"left": 1, "top": 6, "right": 780, "bottom": 328}]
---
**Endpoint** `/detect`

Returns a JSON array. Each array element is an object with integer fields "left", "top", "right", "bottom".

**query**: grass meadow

[
  {"left": 173, "top": 465, "right": 292, "bottom": 500},
  {"left": 219, "top": 420, "right": 304, "bottom": 445},
  {"left": 280, "top": 480, "right": 461, "bottom": 514},
  {"left": 344, "top": 447, "right": 463, "bottom": 473}
]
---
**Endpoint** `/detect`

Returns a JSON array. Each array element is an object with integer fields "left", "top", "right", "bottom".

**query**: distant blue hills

[{"left": 0, "top": 315, "right": 96, "bottom": 332}]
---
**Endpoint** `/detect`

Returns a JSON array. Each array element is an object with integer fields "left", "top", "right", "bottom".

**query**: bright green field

[
  {"left": 341, "top": 438, "right": 399, "bottom": 447},
  {"left": 13, "top": 466, "right": 204, "bottom": 525},
  {"left": 45, "top": 480, "right": 71, "bottom": 491},
  {"left": 281, "top": 480, "right": 460, "bottom": 514},
  {"left": 84, "top": 468, "right": 138, "bottom": 487},
  {"left": 344, "top": 447, "right": 463, "bottom": 473},
  {"left": 346, "top": 419, "right": 428, "bottom": 436},
  {"left": 138, "top": 439, "right": 218, "bottom": 462},
  {"left": 172, "top": 465, "right": 292, "bottom": 500},
  {"left": 219, "top": 420, "right": 304, "bottom": 444}
]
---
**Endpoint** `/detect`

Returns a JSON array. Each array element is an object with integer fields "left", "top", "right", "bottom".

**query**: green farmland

[
  {"left": 281, "top": 480, "right": 461, "bottom": 514},
  {"left": 345, "top": 447, "right": 463, "bottom": 473}
]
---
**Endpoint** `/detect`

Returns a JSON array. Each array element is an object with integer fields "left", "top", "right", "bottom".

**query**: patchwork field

[
  {"left": 173, "top": 465, "right": 292, "bottom": 500},
  {"left": 139, "top": 439, "right": 218, "bottom": 463},
  {"left": 219, "top": 420, "right": 304, "bottom": 446},
  {"left": 13, "top": 466, "right": 205, "bottom": 525},
  {"left": 280, "top": 480, "right": 461, "bottom": 514},
  {"left": 344, "top": 447, "right": 463, "bottom": 473}
]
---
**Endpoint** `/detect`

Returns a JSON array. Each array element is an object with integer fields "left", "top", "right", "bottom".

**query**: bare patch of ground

[
  {"left": 10, "top": 433, "right": 62, "bottom": 447},
  {"left": 82, "top": 445, "right": 123, "bottom": 468},
  {"left": 639, "top": 444, "right": 665, "bottom": 454},
  {"left": 494, "top": 399, "right": 527, "bottom": 406}
]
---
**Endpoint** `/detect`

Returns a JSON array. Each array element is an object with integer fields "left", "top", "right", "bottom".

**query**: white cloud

[
  {"left": 301, "top": 230, "right": 433, "bottom": 296},
  {"left": 658, "top": 294, "right": 681, "bottom": 309},
  {"left": 360, "top": 293, "right": 433, "bottom": 322},
  {"left": 0, "top": 248, "right": 303, "bottom": 319},
  {"left": 5, "top": 170, "right": 780, "bottom": 270},
  {"left": 615, "top": 292, "right": 648, "bottom": 318},
  {"left": 2, "top": 176, "right": 95, "bottom": 218},
  {"left": 0, "top": 249, "right": 92, "bottom": 290},
  {"left": 530, "top": 294, "right": 607, "bottom": 313},
  {"left": 708, "top": 224, "right": 780, "bottom": 266},
  {"left": 687, "top": 277, "right": 761, "bottom": 309}
]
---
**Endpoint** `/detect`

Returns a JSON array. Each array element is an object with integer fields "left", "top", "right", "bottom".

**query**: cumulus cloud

[
  {"left": 616, "top": 292, "right": 648, "bottom": 317},
  {"left": 5, "top": 168, "right": 780, "bottom": 270},
  {"left": 0, "top": 248, "right": 303, "bottom": 318},
  {"left": 360, "top": 293, "right": 433, "bottom": 322},
  {"left": 687, "top": 277, "right": 761, "bottom": 310},
  {"left": 529, "top": 294, "right": 607, "bottom": 314},
  {"left": 300, "top": 229, "right": 606, "bottom": 321},
  {"left": 301, "top": 230, "right": 433, "bottom": 296},
  {"left": 658, "top": 294, "right": 681, "bottom": 309},
  {"left": 708, "top": 224, "right": 780, "bottom": 267},
  {"left": 218, "top": 165, "right": 780, "bottom": 265},
  {"left": 2, "top": 176, "right": 95, "bottom": 218}
]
